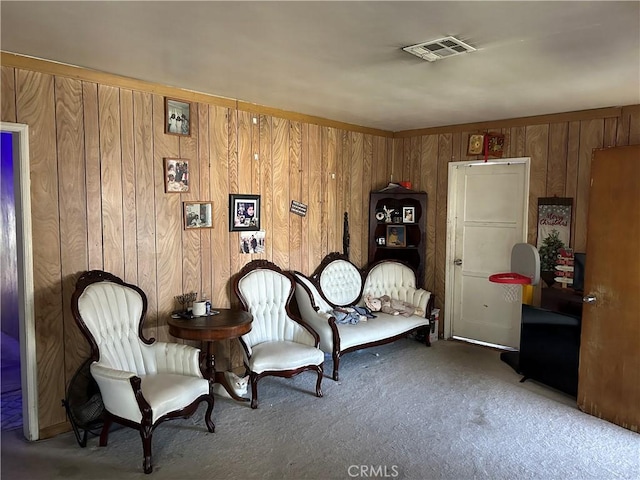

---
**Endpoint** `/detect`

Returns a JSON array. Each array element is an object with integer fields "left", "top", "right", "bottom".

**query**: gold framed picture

[
  {"left": 184, "top": 202, "right": 213, "bottom": 230},
  {"left": 165, "top": 97, "right": 191, "bottom": 136},
  {"left": 467, "top": 134, "right": 485, "bottom": 155}
]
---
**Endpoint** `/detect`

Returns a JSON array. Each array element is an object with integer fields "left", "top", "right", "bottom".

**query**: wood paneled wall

[
  {"left": 1, "top": 53, "right": 638, "bottom": 438},
  {"left": 392, "top": 106, "right": 640, "bottom": 314},
  {"left": 0, "top": 60, "right": 392, "bottom": 437}
]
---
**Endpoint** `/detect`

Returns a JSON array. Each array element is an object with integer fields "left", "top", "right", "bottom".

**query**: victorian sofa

[{"left": 293, "top": 253, "right": 434, "bottom": 380}]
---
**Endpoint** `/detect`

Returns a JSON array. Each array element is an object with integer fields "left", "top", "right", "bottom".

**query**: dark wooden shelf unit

[{"left": 368, "top": 186, "right": 427, "bottom": 287}]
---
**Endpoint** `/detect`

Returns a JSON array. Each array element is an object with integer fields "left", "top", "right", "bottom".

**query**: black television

[{"left": 573, "top": 252, "right": 586, "bottom": 292}]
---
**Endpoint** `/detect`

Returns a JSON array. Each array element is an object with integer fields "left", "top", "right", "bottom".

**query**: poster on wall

[{"left": 537, "top": 197, "right": 573, "bottom": 272}]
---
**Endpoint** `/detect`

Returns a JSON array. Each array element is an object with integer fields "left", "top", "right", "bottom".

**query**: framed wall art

[
  {"left": 164, "top": 158, "right": 189, "bottom": 193},
  {"left": 165, "top": 97, "right": 191, "bottom": 136},
  {"left": 537, "top": 197, "right": 573, "bottom": 272},
  {"left": 229, "top": 194, "right": 260, "bottom": 231},
  {"left": 184, "top": 201, "right": 213, "bottom": 230},
  {"left": 386, "top": 225, "right": 406, "bottom": 247}
]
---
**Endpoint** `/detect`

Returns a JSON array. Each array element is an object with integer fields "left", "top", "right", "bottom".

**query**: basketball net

[
  {"left": 500, "top": 283, "right": 522, "bottom": 303},
  {"left": 489, "top": 272, "right": 531, "bottom": 303}
]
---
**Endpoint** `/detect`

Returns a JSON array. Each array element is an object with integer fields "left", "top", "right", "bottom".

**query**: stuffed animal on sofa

[{"left": 364, "top": 294, "right": 424, "bottom": 317}]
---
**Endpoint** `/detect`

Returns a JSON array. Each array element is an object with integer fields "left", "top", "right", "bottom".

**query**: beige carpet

[{"left": 2, "top": 339, "right": 638, "bottom": 480}]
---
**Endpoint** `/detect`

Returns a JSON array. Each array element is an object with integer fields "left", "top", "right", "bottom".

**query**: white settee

[{"left": 293, "top": 253, "right": 433, "bottom": 381}]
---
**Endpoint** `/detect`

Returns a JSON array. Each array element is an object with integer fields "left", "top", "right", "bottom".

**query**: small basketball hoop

[{"left": 489, "top": 272, "right": 532, "bottom": 303}]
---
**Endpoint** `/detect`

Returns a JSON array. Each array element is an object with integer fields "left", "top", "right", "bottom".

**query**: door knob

[
  {"left": 583, "top": 294, "right": 597, "bottom": 304},
  {"left": 454, "top": 258, "right": 462, "bottom": 266}
]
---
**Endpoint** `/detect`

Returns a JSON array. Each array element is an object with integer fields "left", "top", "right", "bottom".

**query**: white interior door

[{"left": 445, "top": 159, "right": 529, "bottom": 349}]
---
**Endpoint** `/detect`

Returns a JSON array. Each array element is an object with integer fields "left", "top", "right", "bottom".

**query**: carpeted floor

[
  {"left": 1, "top": 332, "right": 23, "bottom": 432},
  {"left": 1, "top": 338, "right": 638, "bottom": 480}
]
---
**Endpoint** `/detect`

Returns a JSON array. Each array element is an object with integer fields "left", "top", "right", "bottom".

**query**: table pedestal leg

[{"left": 207, "top": 341, "right": 249, "bottom": 402}]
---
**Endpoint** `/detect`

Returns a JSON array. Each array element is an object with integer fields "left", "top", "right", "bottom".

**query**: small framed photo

[
  {"left": 164, "top": 158, "right": 189, "bottom": 193},
  {"left": 165, "top": 97, "right": 191, "bottom": 136},
  {"left": 386, "top": 225, "right": 406, "bottom": 247},
  {"left": 229, "top": 194, "right": 260, "bottom": 231},
  {"left": 184, "top": 202, "right": 213, "bottom": 229},
  {"left": 402, "top": 206, "right": 415, "bottom": 223},
  {"left": 240, "top": 231, "right": 265, "bottom": 254}
]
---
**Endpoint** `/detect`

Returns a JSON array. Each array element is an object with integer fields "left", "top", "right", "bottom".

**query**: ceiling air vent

[{"left": 402, "top": 36, "right": 476, "bottom": 62}]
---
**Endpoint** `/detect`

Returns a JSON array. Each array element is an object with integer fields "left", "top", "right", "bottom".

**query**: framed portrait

[
  {"left": 164, "top": 158, "right": 189, "bottom": 193},
  {"left": 239, "top": 231, "right": 265, "bottom": 254},
  {"left": 229, "top": 194, "right": 260, "bottom": 231},
  {"left": 402, "top": 206, "right": 415, "bottom": 223},
  {"left": 165, "top": 97, "right": 191, "bottom": 136},
  {"left": 386, "top": 225, "right": 406, "bottom": 247},
  {"left": 184, "top": 202, "right": 213, "bottom": 230}
]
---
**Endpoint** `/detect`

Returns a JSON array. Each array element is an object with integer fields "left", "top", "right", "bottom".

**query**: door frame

[
  {"left": 444, "top": 157, "right": 531, "bottom": 342},
  {"left": 2, "top": 122, "right": 38, "bottom": 440}
]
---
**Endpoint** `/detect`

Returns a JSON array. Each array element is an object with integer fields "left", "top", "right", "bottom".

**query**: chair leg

[
  {"left": 250, "top": 372, "right": 259, "bottom": 409},
  {"left": 203, "top": 396, "right": 215, "bottom": 433},
  {"left": 332, "top": 351, "right": 340, "bottom": 381},
  {"left": 99, "top": 417, "right": 112, "bottom": 446},
  {"left": 140, "top": 425, "right": 153, "bottom": 474},
  {"left": 315, "top": 365, "right": 324, "bottom": 398}
]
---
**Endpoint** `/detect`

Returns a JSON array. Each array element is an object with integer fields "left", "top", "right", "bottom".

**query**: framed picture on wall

[
  {"left": 164, "top": 158, "right": 189, "bottom": 193},
  {"left": 165, "top": 97, "right": 191, "bottom": 136},
  {"left": 537, "top": 197, "right": 573, "bottom": 272},
  {"left": 229, "top": 194, "right": 260, "bottom": 231},
  {"left": 184, "top": 202, "right": 213, "bottom": 230}
]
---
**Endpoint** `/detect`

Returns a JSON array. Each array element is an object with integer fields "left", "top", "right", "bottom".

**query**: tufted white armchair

[
  {"left": 233, "top": 260, "right": 324, "bottom": 409},
  {"left": 71, "top": 270, "right": 214, "bottom": 474}
]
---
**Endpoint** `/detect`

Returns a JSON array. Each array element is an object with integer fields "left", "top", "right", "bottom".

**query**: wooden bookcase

[{"left": 368, "top": 185, "right": 427, "bottom": 287}]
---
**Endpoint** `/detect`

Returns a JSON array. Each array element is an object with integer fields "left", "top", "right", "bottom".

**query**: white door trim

[
  {"left": 444, "top": 158, "right": 530, "bottom": 341},
  {"left": 2, "top": 122, "right": 38, "bottom": 440}
]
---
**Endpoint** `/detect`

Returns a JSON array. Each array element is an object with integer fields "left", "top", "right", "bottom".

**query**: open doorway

[
  {"left": 1, "top": 131, "right": 22, "bottom": 431},
  {"left": 1, "top": 122, "right": 38, "bottom": 440}
]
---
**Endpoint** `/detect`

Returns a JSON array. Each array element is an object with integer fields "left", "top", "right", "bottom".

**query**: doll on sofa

[{"left": 364, "top": 294, "right": 424, "bottom": 317}]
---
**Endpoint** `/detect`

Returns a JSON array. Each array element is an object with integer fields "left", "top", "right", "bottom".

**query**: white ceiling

[{"left": 2, "top": 1, "right": 639, "bottom": 132}]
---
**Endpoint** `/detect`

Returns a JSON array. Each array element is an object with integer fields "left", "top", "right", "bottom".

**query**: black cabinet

[{"left": 368, "top": 186, "right": 427, "bottom": 287}]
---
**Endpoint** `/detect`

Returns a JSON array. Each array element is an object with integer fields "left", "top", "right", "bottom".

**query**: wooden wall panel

[
  {"left": 420, "top": 135, "right": 439, "bottom": 292},
  {"left": 1, "top": 66, "right": 16, "bottom": 122},
  {"left": 82, "top": 82, "right": 103, "bottom": 271},
  {"left": 574, "top": 119, "right": 604, "bottom": 252},
  {"left": 54, "top": 76, "right": 89, "bottom": 384},
  {"left": 322, "top": 127, "right": 336, "bottom": 254},
  {"left": 259, "top": 115, "right": 273, "bottom": 263},
  {"left": 271, "top": 116, "right": 290, "bottom": 269},
  {"left": 289, "top": 121, "right": 303, "bottom": 272},
  {"left": 133, "top": 91, "right": 158, "bottom": 335},
  {"left": 120, "top": 89, "right": 138, "bottom": 286},
  {"left": 547, "top": 123, "right": 569, "bottom": 197},
  {"left": 337, "top": 130, "right": 348, "bottom": 254},
  {"left": 525, "top": 124, "right": 549, "bottom": 245},
  {"left": 16, "top": 70, "right": 65, "bottom": 430},
  {"left": 98, "top": 85, "right": 125, "bottom": 278},
  {"left": 434, "top": 134, "right": 452, "bottom": 310},
  {"left": 349, "top": 132, "right": 364, "bottom": 266},
  {"left": 306, "top": 123, "right": 322, "bottom": 273},
  {"left": 362, "top": 134, "right": 373, "bottom": 263},
  {"left": 152, "top": 94, "right": 181, "bottom": 341},
  {"left": 210, "top": 106, "right": 231, "bottom": 308},
  {"left": 198, "top": 104, "right": 213, "bottom": 302},
  {"left": 392, "top": 138, "right": 404, "bottom": 183}
]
